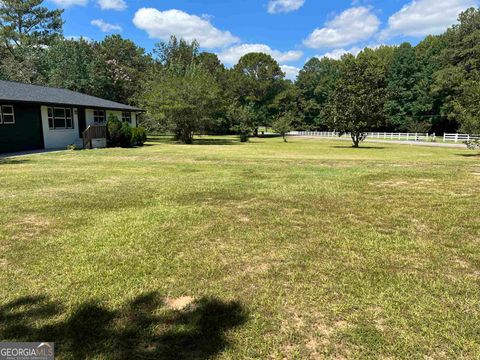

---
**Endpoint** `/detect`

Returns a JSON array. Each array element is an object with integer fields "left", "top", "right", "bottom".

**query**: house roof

[{"left": 0, "top": 80, "right": 143, "bottom": 112}]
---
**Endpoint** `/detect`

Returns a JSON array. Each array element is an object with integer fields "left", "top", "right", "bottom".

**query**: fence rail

[
  {"left": 443, "top": 133, "right": 480, "bottom": 143},
  {"left": 288, "top": 131, "right": 436, "bottom": 142},
  {"left": 288, "top": 131, "right": 480, "bottom": 143}
]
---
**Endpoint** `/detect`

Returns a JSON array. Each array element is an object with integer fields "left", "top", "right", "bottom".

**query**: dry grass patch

[{"left": 5, "top": 214, "right": 54, "bottom": 240}]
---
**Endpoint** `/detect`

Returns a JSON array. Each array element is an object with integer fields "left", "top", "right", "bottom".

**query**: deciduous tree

[
  {"left": 324, "top": 50, "right": 389, "bottom": 147},
  {"left": 232, "top": 52, "right": 285, "bottom": 135},
  {"left": 272, "top": 111, "right": 294, "bottom": 142},
  {"left": 433, "top": 7, "right": 480, "bottom": 134},
  {"left": 143, "top": 65, "right": 220, "bottom": 144},
  {"left": 296, "top": 57, "right": 340, "bottom": 128}
]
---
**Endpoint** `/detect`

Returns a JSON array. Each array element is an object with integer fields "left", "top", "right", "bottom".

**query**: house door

[{"left": 78, "top": 108, "right": 86, "bottom": 138}]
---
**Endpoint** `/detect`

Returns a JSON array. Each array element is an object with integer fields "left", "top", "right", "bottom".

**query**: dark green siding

[{"left": 0, "top": 103, "right": 43, "bottom": 153}]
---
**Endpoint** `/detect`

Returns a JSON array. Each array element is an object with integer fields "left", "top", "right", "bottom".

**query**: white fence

[
  {"left": 288, "top": 131, "right": 436, "bottom": 142},
  {"left": 289, "top": 131, "right": 480, "bottom": 143},
  {"left": 443, "top": 133, "right": 480, "bottom": 143}
]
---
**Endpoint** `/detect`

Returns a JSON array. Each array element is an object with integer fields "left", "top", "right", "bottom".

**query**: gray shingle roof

[{"left": 0, "top": 80, "right": 142, "bottom": 111}]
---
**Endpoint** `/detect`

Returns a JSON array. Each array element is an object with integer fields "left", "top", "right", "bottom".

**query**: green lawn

[{"left": 1, "top": 136, "right": 479, "bottom": 359}]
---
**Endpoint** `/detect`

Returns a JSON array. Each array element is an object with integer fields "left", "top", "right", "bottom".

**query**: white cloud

[
  {"left": 91, "top": 19, "right": 122, "bottom": 32},
  {"left": 65, "top": 35, "right": 92, "bottom": 42},
  {"left": 381, "top": 0, "right": 478, "bottom": 39},
  {"left": 133, "top": 8, "right": 239, "bottom": 49},
  {"left": 218, "top": 44, "right": 303, "bottom": 65},
  {"left": 316, "top": 44, "right": 383, "bottom": 60},
  {"left": 304, "top": 7, "right": 380, "bottom": 49},
  {"left": 281, "top": 65, "right": 301, "bottom": 80},
  {"left": 50, "top": 0, "right": 88, "bottom": 7},
  {"left": 268, "top": 0, "right": 305, "bottom": 14},
  {"left": 316, "top": 47, "right": 362, "bottom": 60},
  {"left": 97, "top": 0, "right": 126, "bottom": 11}
]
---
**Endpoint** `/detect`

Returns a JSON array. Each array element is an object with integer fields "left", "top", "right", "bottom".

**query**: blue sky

[{"left": 50, "top": 0, "right": 479, "bottom": 79}]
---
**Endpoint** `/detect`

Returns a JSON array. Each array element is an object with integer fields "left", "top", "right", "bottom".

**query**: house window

[
  {"left": 0, "top": 105, "right": 15, "bottom": 124},
  {"left": 48, "top": 107, "right": 73, "bottom": 130},
  {"left": 93, "top": 110, "right": 105, "bottom": 123},
  {"left": 122, "top": 112, "right": 132, "bottom": 123}
]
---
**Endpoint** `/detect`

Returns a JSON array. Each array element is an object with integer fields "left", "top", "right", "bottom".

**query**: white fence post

[{"left": 455, "top": 133, "right": 459, "bottom": 143}]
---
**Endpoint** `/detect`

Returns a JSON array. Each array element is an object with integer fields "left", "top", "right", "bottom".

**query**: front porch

[{"left": 82, "top": 125, "right": 107, "bottom": 149}]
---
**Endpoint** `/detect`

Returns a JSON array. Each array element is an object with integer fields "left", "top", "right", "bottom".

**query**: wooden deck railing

[{"left": 83, "top": 125, "right": 107, "bottom": 149}]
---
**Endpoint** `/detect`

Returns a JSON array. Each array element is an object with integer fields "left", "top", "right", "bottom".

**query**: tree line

[{"left": 1, "top": 1, "right": 480, "bottom": 146}]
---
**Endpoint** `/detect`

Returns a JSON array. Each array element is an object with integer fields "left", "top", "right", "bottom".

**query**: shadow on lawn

[
  {"left": 330, "top": 145, "right": 386, "bottom": 150},
  {"left": 0, "top": 158, "right": 30, "bottom": 165},
  {"left": 456, "top": 153, "right": 480, "bottom": 157},
  {"left": 0, "top": 292, "right": 247, "bottom": 359},
  {"left": 147, "top": 137, "right": 241, "bottom": 146},
  {"left": 193, "top": 138, "right": 241, "bottom": 146}
]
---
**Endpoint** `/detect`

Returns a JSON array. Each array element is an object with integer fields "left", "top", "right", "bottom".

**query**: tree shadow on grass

[
  {"left": 0, "top": 292, "right": 248, "bottom": 360},
  {"left": 146, "top": 137, "right": 242, "bottom": 146},
  {"left": 193, "top": 138, "right": 241, "bottom": 146},
  {"left": 330, "top": 145, "right": 386, "bottom": 150},
  {"left": 456, "top": 153, "right": 480, "bottom": 157},
  {"left": 0, "top": 158, "right": 30, "bottom": 165}
]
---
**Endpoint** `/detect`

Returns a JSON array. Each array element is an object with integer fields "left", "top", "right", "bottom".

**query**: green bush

[
  {"left": 239, "top": 133, "right": 249, "bottom": 143},
  {"left": 107, "top": 114, "right": 147, "bottom": 148},
  {"left": 107, "top": 115, "right": 123, "bottom": 147},
  {"left": 107, "top": 115, "right": 132, "bottom": 148},
  {"left": 119, "top": 122, "right": 133, "bottom": 147},
  {"left": 131, "top": 127, "right": 147, "bottom": 146}
]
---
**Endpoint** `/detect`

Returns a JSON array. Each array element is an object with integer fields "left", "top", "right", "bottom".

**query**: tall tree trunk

[{"left": 351, "top": 133, "right": 360, "bottom": 148}]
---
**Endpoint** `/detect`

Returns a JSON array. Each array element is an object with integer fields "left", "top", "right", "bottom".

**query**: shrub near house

[{"left": 107, "top": 114, "right": 146, "bottom": 148}]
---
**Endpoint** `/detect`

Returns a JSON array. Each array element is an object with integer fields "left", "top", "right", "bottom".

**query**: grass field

[{"left": 1, "top": 136, "right": 479, "bottom": 359}]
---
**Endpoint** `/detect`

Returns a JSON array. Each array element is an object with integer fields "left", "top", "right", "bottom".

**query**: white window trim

[
  {"left": 0, "top": 105, "right": 15, "bottom": 125},
  {"left": 122, "top": 111, "right": 132, "bottom": 123},
  {"left": 48, "top": 107, "right": 74, "bottom": 130},
  {"left": 93, "top": 110, "right": 106, "bottom": 124}
]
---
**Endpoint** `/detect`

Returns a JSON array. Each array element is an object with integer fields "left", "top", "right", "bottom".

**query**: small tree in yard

[
  {"left": 143, "top": 64, "right": 220, "bottom": 144},
  {"left": 272, "top": 111, "right": 294, "bottom": 142},
  {"left": 324, "top": 51, "right": 389, "bottom": 147},
  {"left": 228, "top": 103, "right": 255, "bottom": 142}
]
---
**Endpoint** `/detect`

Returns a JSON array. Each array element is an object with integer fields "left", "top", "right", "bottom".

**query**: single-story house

[{"left": 0, "top": 80, "right": 143, "bottom": 153}]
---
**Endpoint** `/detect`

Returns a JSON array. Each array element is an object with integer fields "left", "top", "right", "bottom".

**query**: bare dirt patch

[
  {"left": 243, "top": 262, "right": 271, "bottom": 275},
  {"left": 238, "top": 215, "right": 251, "bottom": 223},
  {"left": 164, "top": 296, "right": 195, "bottom": 311}
]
